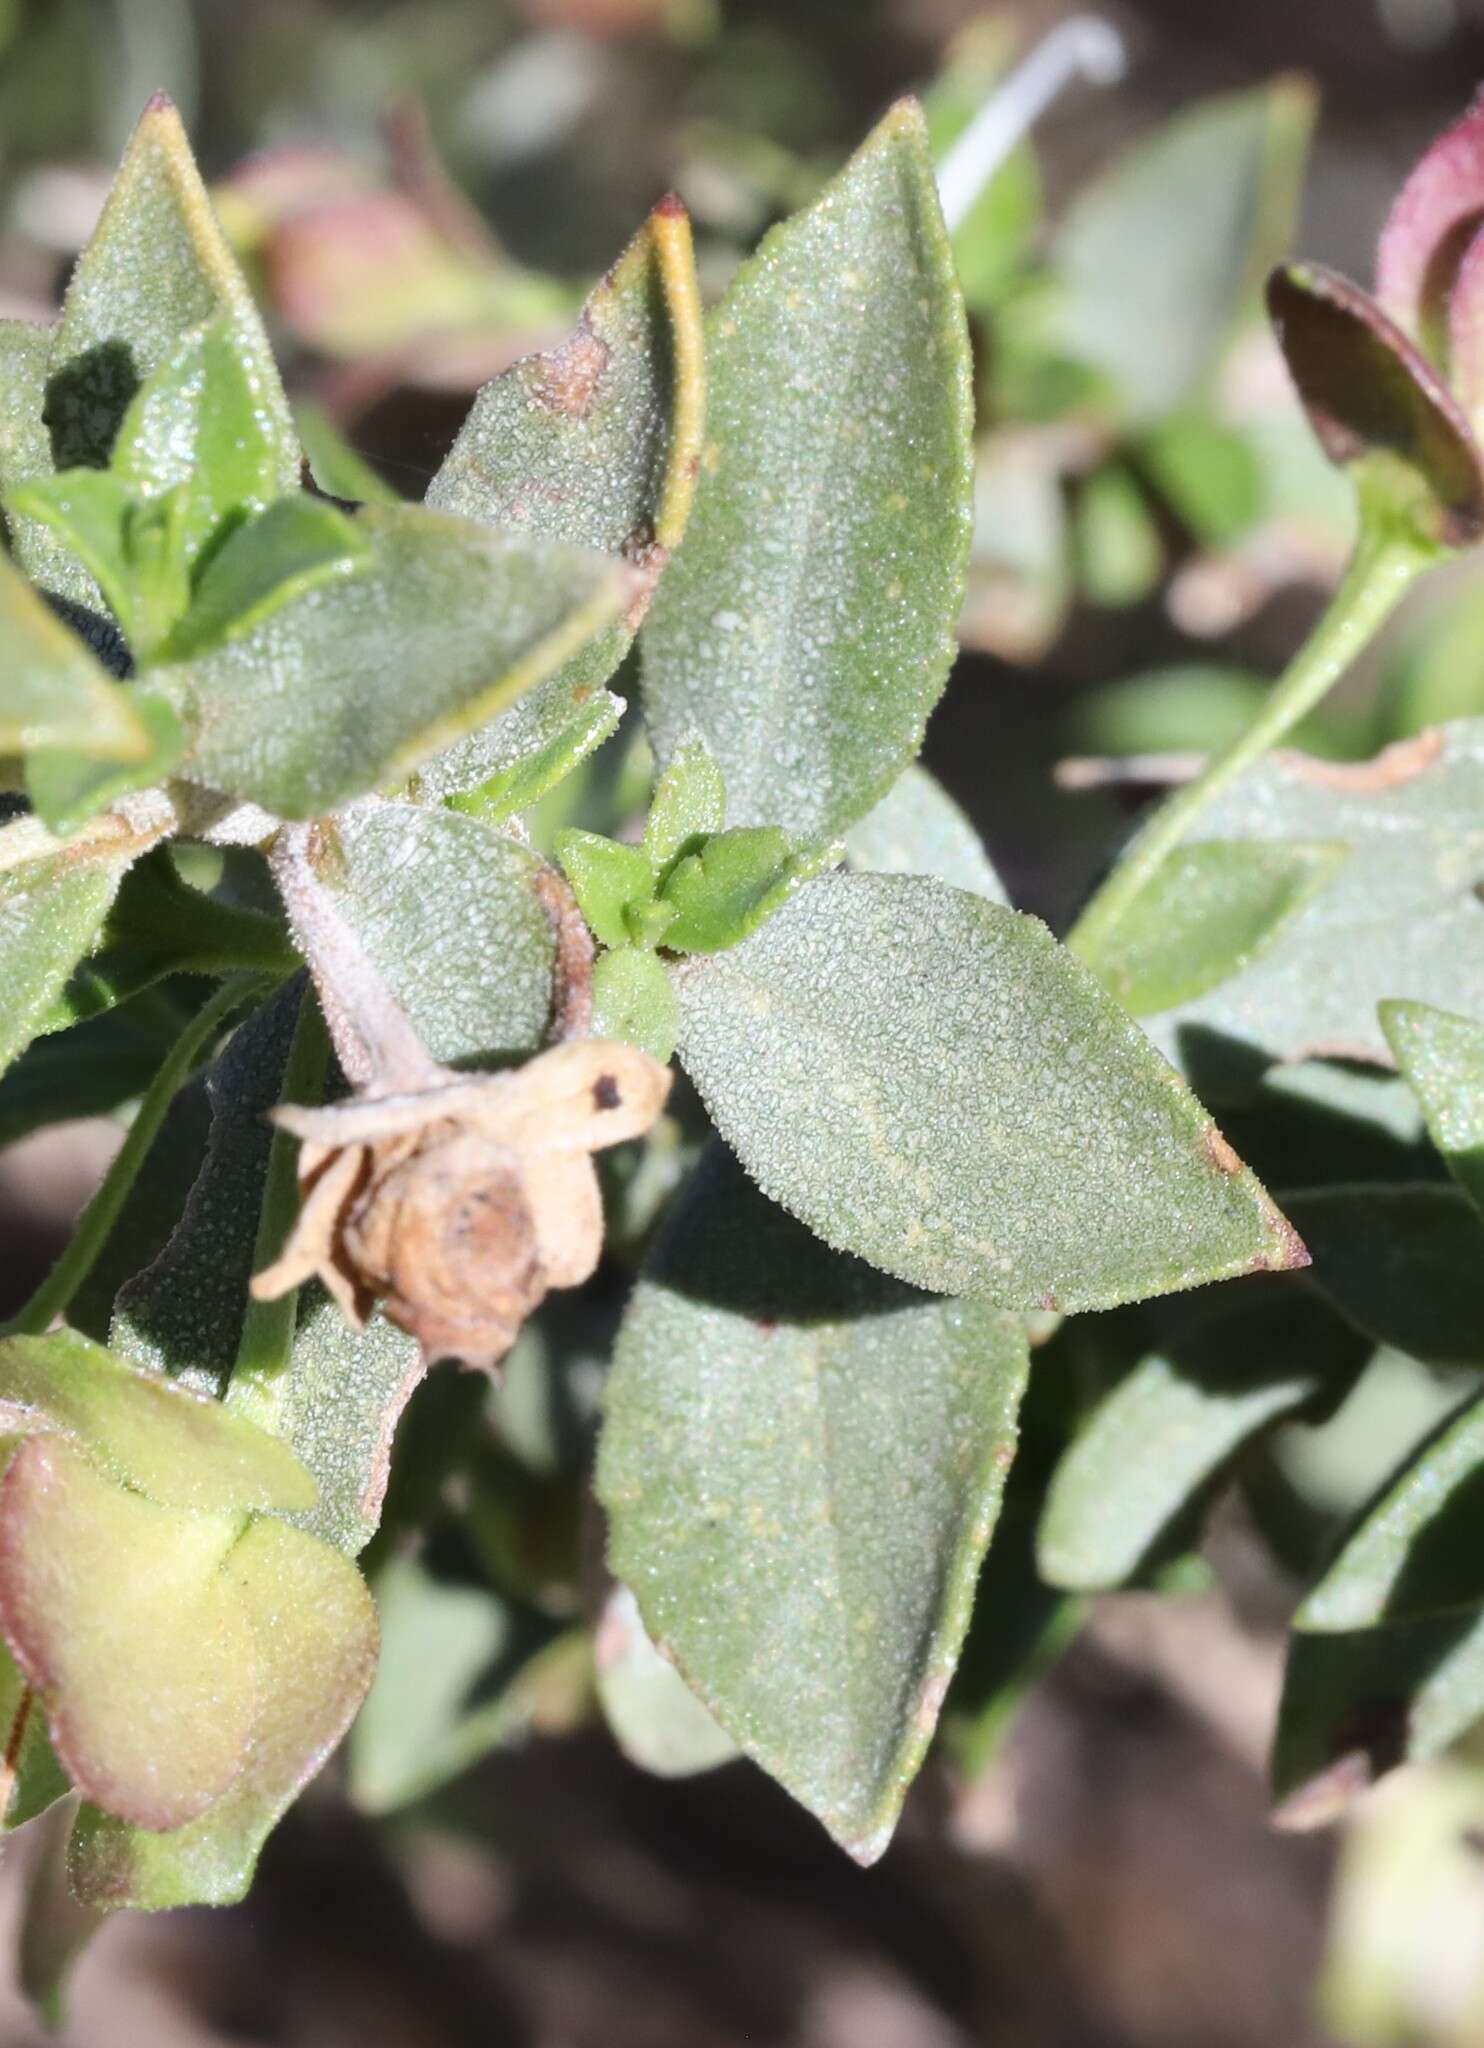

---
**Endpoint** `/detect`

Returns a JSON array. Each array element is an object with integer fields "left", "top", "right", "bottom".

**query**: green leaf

[
  {"left": 45, "top": 94, "right": 296, "bottom": 487},
  {"left": 0, "top": 1330, "right": 316, "bottom": 1515},
  {"left": 315, "top": 805, "right": 561, "bottom": 1065},
  {"left": 163, "top": 504, "right": 629, "bottom": 817},
  {"left": 39, "top": 846, "right": 294, "bottom": 1031},
  {"left": 1141, "top": 413, "right": 1265, "bottom": 548},
  {"left": 347, "top": 1549, "right": 582, "bottom": 1815},
  {"left": 0, "top": 547, "right": 151, "bottom": 762},
  {"left": 25, "top": 691, "right": 185, "bottom": 839},
  {"left": 428, "top": 190, "right": 698, "bottom": 594},
  {"left": 594, "top": 1582, "right": 738, "bottom": 1779},
  {"left": 1149, "top": 724, "right": 1484, "bottom": 1076},
  {"left": 556, "top": 829, "right": 655, "bottom": 949},
  {"left": 433, "top": 680, "right": 623, "bottom": 817},
  {"left": 1381, "top": 1000, "right": 1484, "bottom": 1219},
  {"left": 0, "top": 1638, "right": 69, "bottom": 1833},
  {"left": 640, "top": 100, "right": 973, "bottom": 841},
  {"left": 69, "top": 1515, "right": 377, "bottom": 1909},
  {"left": 0, "top": 1437, "right": 254, "bottom": 1827},
  {"left": 1038, "top": 1288, "right": 1368, "bottom": 1592},
  {"left": 844, "top": 763, "right": 1009, "bottom": 903},
  {"left": 0, "top": 318, "right": 94, "bottom": 608},
  {"left": 7, "top": 470, "right": 138, "bottom": 633},
  {"left": 426, "top": 199, "right": 687, "bottom": 552},
  {"left": 1297, "top": 1388, "right": 1484, "bottom": 1633},
  {"left": 0, "top": 1005, "right": 172, "bottom": 1152},
  {"left": 675, "top": 872, "right": 1304, "bottom": 1312},
  {"left": 1285, "top": 1184, "right": 1484, "bottom": 1368},
  {"left": 259, "top": 1296, "right": 424, "bottom": 1557},
  {"left": 294, "top": 401, "right": 401, "bottom": 507},
  {"left": 109, "top": 984, "right": 424, "bottom": 1556},
  {"left": 165, "top": 494, "right": 369, "bottom": 659},
  {"left": 1053, "top": 79, "right": 1316, "bottom": 424},
  {"left": 17, "top": 1800, "right": 104, "bottom": 2033},
  {"left": 1273, "top": 1606, "right": 1484, "bottom": 1825},
  {"left": 1073, "top": 462, "right": 1163, "bottom": 609},
  {"left": 597, "top": 1147, "right": 1029, "bottom": 1861},
  {"left": 659, "top": 826, "right": 825, "bottom": 954},
  {"left": 111, "top": 314, "right": 286, "bottom": 566},
  {"left": 1084, "top": 839, "right": 1348, "bottom": 1017},
  {"left": 112, "top": 984, "right": 307, "bottom": 1394},
  {"left": 591, "top": 946, "right": 679, "bottom": 1062},
  {"left": 644, "top": 733, "right": 726, "bottom": 878},
  {"left": 0, "top": 821, "right": 144, "bottom": 1083}
]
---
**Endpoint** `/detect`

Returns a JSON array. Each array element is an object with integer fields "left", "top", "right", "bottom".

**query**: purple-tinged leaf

[
  {"left": 1267, "top": 262, "right": 1484, "bottom": 544},
  {"left": 1375, "top": 91, "right": 1484, "bottom": 358}
]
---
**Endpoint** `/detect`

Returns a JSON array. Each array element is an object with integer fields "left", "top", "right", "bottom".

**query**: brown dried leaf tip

[{"left": 251, "top": 1039, "right": 671, "bottom": 1372}]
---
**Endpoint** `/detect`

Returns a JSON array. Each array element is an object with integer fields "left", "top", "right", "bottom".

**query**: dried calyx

[{"left": 253, "top": 821, "right": 671, "bottom": 1371}]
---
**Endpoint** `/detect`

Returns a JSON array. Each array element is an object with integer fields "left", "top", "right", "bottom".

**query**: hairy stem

[
  {"left": 1068, "top": 512, "right": 1432, "bottom": 967},
  {"left": 2, "top": 974, "right": 268, "bottom": 1338},
  {"left": 269, "top": 819, "right": 440, "bottom": 1091}
]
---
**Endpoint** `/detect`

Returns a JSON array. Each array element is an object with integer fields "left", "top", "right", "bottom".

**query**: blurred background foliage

[{"left": 10, "top": 3, "right": 1484, "bottom": 2044}]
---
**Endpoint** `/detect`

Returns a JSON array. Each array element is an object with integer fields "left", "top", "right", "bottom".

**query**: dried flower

[{"left": 251, "top": 1038, "right": 671, "bottom": 1371}]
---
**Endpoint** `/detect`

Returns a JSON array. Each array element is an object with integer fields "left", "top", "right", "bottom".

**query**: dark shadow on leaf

[
  {"left": 1177, "top": 1023, "right": 1439, "bottom": 1188},
  {"left": 648, "top": 1141, "right": 926, "bottom": 1322},
  {"left": 43, "top": 340, "right": 140, "bottom": 471},
  {"left": 40, "top": 593, "right": 132, "bottom": 676},
  {"left": 1275, "top": 1605, "right": 1484, "bottom": 1811}
]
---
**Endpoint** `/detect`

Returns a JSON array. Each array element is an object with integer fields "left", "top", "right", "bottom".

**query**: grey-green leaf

[
  {"left": 165, "top": 495, "right": 369, "bottom": 659},
  {"left": 675, "top": 872, "right": 1304, "bottom": 1312},
  {"left": 45, "top": 94, "right": 296, "bottom": 486},
  {"left": 163, "top": 504, "right": 628, "bottom": 817},
  {"left": 1148, "top": 726, "right": 1484, "bottom": 1080},
  {"left": 422, "top": 197, "right": 699, "bottom": 801},
  {"left": 597, "top": 1147, "right": 1028, "bottom": 1861},
  {"left": 1052, "top": 80, "right": 1315, "bottom": 424},
  {"left": 1274, "top": 1607, "right": 1484, "bottom": 1826},
  {"left": 1297, "top": 1388, "right": 1484, "bottom": 1633},
  {"left": 0, "top": 320, "right": 93, "bottom": 608},
  {"left": 426, "top": 196, "right": 679, "bottom": 558},
  {"left": 317, "top": 804, "right": 560, "bottom": 1066},
  {"left": 1381, "top": 1000, "right": 1484, "bottom": 1220},
  {"left": 1083, "top": 839, "right": 1348, "bottom": 1017},
  {"left": 0, "top": 823, "right": 144, "bottom": 1083},
  {"left": 640, "top": 99, "right": 973, "bottom": 840},
  {"left": 1038, "top": 1287, "right": 1368, "bottom": 1592},
  {"left": 844, "top": 764, "right": 1008, "bottom": 903},
  {"left": 0, "top": 548, "right": 152, "bottom": 763},
  {"left": 594, "top": 1582, "right": 738, "bottom": 1780}
]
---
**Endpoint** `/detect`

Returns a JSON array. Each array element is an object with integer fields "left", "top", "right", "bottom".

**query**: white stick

[{"left": 936, "top": 15, "right": 1127, "bottom": 235}]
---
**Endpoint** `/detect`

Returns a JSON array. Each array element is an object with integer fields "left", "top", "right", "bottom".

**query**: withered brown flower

[{"left": 251, "top": 1039, "right": 671, "bottom": 1371}]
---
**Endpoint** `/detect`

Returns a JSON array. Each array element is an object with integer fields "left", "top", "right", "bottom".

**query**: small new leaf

[{"left": 555, "top": 831, "right": 656, "bottom": 950}]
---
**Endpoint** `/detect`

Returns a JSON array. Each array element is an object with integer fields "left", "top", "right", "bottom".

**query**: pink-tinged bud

[{"left": 1376, "top": 91, "right": 1484, "bottom": 370}]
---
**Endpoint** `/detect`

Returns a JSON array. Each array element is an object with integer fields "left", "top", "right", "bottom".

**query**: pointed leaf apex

[{"left": 143, "top": 89, "right": 178, "bottom": 116}]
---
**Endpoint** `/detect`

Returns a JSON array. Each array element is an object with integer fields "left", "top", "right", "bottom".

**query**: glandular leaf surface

[
  {"left": 599, "top": 1147, "right": 1028, "bottom": 1860},
  {"left": 675, "top": 872, "right": 1303, "bottom": 1311},
  {"left": 641, "top": 100, "right": 973, "bottom": 840}
]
